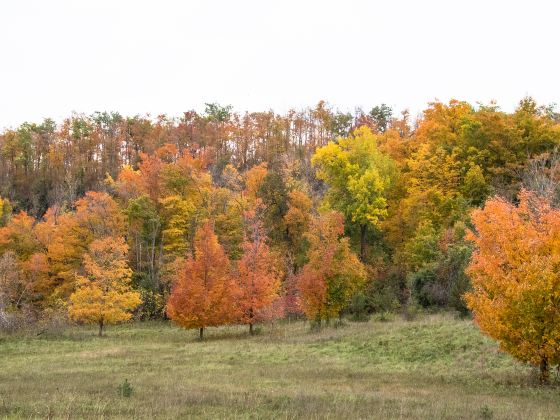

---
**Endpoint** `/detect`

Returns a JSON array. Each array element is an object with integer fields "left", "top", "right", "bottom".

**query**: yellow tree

[
  {"left": 0, "top": 195, "right": 12, "bottom": 227},
  {"left": 244, "top": 163, "right": 268, "bottom": 204},
  {"left": 68, "top": 237, "right": 141, "bottom": 336},
  {"left": 44, "top": 192, "right": 125, "bottom": 300},
  {"left": 466, "top": 190, "right": 560, "bottom": 383},
  {"left": 284, "top": 190, "right": 312, "bottom": 269},
  {"left": 311, "top": 126, "right": 396, "bottom": 260}
]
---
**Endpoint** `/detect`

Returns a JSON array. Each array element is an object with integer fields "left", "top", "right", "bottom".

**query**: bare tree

[{"left": 522, "top": 150, "right": 560, "bottom": 207}]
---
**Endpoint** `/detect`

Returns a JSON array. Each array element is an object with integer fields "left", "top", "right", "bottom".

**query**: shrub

[
  {"left": 0, "top": 300, "right": 35, "bottom": 334},
  {"left": 37, "top": 308, "right": 68, "bottom": 337},
  {"left": 364, "top": 271, "right": 402, "bottom": 314},
  {"left": 408, "top": 264, "right": 446, "bottom": 307},
  {"left": 400, "top": 304, "right": 419, "bottom": 321},
  {"left": 347, "top": 292, "right": 370, "bottom": 322},
  {"left": 479, "top": 405, "right": 493, "bottom": 419},
  {"left": 118, "top": 379, "right": 133, "bottom": 397}
]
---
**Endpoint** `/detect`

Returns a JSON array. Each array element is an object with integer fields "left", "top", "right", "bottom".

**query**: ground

[{"left": 0, "top": 313, "right": 559, "bottom": 419}]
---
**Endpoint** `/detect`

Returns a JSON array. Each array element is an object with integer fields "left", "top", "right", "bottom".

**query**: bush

[
  {"left": 449, "top": 273, "right": 471, "bottom": 316},
  {"left": 310, "top": 320, "right": 322, "bottom": 332},
  {"left": 441, "top": 242, "right": 472, "bottom": 315},
  {"left": 136, "top": 289, "right": 165, "bottom": 320},
  {"left": 130, "top": 271, "right": 167, "bottom": 320},
  {"left": 0, "top": 301, "right": 35, "bottom": 334},
  {"left": 347, "top": 292, "right": 370, "bottom": 322},
  {"left": 250, "top": 325, "right": 263, "bottom": 335},
  {"left": 118, "top": 379, "right": 133, "bottom": 397},
  {"left": 372, "top": 311, "right": 395, "bottom": 322},
  {"left": 408, "top": 246, "right": 472, "bottom": 313},
  {"left": 0, "top": 299, "right": 68, "bottom": 336},
  {"left": 479, "top": 405, "right": 493, "bottom": 419},
  {"left": 36, "top": 308, "right": 68, "bottom": 337},
  {"left": 0, "top": 308, "right": 19, "bottom": 333},
  {"left": 404, "top": 221, "right": 473, "bottom": 312},
  {"left": 364, "top": 271, "right": 402, "bottom": 314},
  {"left": 408, "top": 264, "right": 447, "bottom": 307},
  {"left": 400, "top": 303, "right": 420, "bottom": 321}
]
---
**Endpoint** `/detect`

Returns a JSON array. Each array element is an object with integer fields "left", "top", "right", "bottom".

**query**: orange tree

[
  {"left": 297, "top": 211, "right": 365, "bottom": 325},
  {"left": 235, "top": 214, "right": 282, "bottom": 334},
  {"left": 166, "top": 222, "right": 238, "bottom": 339},
  {"left": 466, "top": 190, "right": 560, "bottom": 383}
]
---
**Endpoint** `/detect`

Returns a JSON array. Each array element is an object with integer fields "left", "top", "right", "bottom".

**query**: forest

[{"left": 2, "top": 97, "right": 560, "bottom": 383}]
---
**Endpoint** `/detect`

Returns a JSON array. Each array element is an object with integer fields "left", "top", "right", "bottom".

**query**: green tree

[
  {"left": 461, "top": 165, "right": 490, "bottom": 206},
  {"left": 369, "top": 104, "right": 393, "bottom": 133},
  {"left": 312, "top": 126, "right": 396, "bottom": 259}
]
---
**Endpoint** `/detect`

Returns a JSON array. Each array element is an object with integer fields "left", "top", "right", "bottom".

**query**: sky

[{"left": 1, "top": 0, "right": 559, "bottom": 128}]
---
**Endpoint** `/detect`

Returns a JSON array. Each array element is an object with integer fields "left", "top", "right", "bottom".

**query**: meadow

[{"left": 1, "top": 313, "right": 559, "bottom": 419}]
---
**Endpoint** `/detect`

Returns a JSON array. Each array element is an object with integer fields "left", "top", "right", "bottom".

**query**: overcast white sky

[{"left": 1, "top": 0, "right": 558, "bottom": 128}]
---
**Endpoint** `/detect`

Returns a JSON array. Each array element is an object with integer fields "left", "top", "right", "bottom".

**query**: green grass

[{"left": 0, "top": 313, "right": 559, "bottom": 419}]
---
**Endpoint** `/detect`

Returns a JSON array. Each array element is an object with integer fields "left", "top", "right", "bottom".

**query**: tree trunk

[
  {"left": 248, "top": 307, "right": 254, "bottom": 335},
  {"left": 199, "top": 327, "right": 204, "bottom": 340},
  {"left": 98, "top": 320, "right": 104, "bottom": 337},
  {"left": 360, "top": 224, "right": 367, "bottom": 261},
  {"left": 539, "top": 356, "right": 549, "bottom": 384}
]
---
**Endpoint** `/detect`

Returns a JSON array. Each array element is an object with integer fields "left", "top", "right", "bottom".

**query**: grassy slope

[{"left": 0, "top": 314, "right": 558, "bottom": 419}]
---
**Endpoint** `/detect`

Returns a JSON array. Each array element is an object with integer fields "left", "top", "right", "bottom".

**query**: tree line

[{"left": 2, "top": 97, "right": 560, "bottom": 380}]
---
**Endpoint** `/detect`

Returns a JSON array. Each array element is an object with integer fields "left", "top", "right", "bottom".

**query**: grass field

[{"left": 1, "top": 313, "right": 559, "bottom": 419}]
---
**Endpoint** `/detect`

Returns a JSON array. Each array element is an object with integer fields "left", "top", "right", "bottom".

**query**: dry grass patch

[{"left": 1, "top": 314, "right": 559, "bottom": 419}]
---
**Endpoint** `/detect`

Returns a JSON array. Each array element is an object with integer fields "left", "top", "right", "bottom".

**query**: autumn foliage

[
  {"left": 297, "top": 211, "right": 366, "bottom": 323},
  {"left": 2, "top": 97, "right": 560, "bottom": 380},
  {"left": 466, "top": 190, "right": 560, "bottom": 382},
  {"left": 235, "top": 215, "right": 283, "bottom": 333},
  {"left": 166, "top": 222, "right": 238, "bottom": 339},
  {"left": 68, "top": 237, "right": 141, "bottom": 336}
]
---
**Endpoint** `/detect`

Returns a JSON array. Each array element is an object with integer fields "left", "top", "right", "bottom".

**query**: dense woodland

[{"left": 2, "top": 98, "right": 560, "bottom": 376}]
